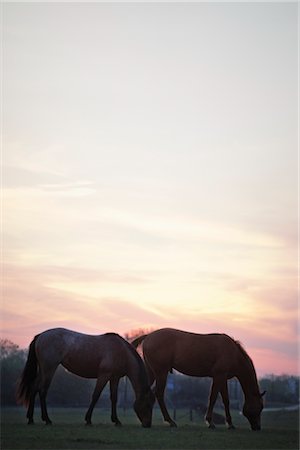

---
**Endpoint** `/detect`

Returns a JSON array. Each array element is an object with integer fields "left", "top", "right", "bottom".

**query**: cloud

[
  {"left": 1, "top": 262, "right": 166, "bottom": 345},
  {"left": 88, "top": 208, "right": 286, "bottom": 249},
  {"left": 1, "top": 261, "right": 298, "bottom": 376},
  {"left": 4, "top": 263, "right": 150, "bottom": 285},
  {"left": 3, "top": 165, "right": 64, "bottom": 189},
  {"left": 38, "top": 181, "right": 96, "bottom": 197},
  {"left": 4, "top": 165, "right": 96, "bottom": 197}
]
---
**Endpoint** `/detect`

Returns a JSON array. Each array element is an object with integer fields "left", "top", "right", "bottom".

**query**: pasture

[{"left": 1, "top": 406, "right": 299, "bottom": 449}]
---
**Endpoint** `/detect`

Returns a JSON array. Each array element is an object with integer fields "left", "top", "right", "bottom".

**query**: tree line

[{"left": 1, "top": 339, "right": 298, "bottom": 409}]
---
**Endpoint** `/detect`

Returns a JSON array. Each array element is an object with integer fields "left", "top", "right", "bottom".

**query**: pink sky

[
  {"left": 2, "top": 3, "right": 298, "bottom": 378},
  {"left": 2, "top": 259, "right": 298, "bottom": 377}
]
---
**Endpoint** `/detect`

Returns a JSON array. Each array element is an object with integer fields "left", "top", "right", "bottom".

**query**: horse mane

[
  {"left": 234, "top": 339, "right": 260, "bottom": 391},
  {"left": 234, "top": 339, "right": 254, "bottom": 366},
  {"left": 234, "top": 339, "right": 248, "bottom": 357},
  {"left": 119, "top": 335, "right": 150, "bottom": 392}
]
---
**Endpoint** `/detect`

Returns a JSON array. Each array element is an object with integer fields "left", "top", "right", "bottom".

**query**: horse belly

[
  {"left": 174, "top": 361, "right": 213, "bottom": 377},
  {"left": 173, "top": 348, "right": 216, "bottom": 377},
  {"left": 62, "top": 356, "right": 100, "bottom": 379}
]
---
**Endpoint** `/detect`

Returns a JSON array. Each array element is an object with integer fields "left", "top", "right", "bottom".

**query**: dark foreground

[{"left": 1, "top": 407, "right": 299, "bottom": 450}]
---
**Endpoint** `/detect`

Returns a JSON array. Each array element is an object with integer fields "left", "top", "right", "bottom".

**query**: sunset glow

[{"left": 2, "top": 2, "right": 298, "bottom": 377}]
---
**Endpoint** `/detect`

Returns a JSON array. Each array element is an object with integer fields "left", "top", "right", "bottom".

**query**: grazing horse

[
  {"left": 17, "top": 328, "right": 155, "bottom": 427},
  {"left": 132, "top": 328, "right": 265, "bottom": 430}
]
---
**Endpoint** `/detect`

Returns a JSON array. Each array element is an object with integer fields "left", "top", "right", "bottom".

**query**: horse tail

[
  {"left": 131, "top": 334, "right": 148, "bottom": 349},
  {"left": 16, "top": 335, "right": 39, "bottom": 406}
]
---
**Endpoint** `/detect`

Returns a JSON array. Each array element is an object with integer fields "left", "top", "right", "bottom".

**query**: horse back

[
  {"left": 34, "top": 328, "right": 129, "bottom": 378},
  {"left": 142, "top": 328, "right": 240, "bottom": 377}
]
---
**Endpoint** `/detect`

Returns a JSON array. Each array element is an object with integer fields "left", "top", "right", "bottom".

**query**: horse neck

[
  {"left": 125, "top": 347, "right": 148, "bottom": 399},
  {"left": 236, "top": 351, "right": 260, "bottom": 400}
]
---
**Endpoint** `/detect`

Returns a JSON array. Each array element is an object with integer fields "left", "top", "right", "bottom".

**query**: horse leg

[
  {"left": 39, "top": 389, "right": 51, "bottom": 425},
  {"left": 205, "top": 377, "right": 222, "bottom": 429},
  {"left": 27, "top": 394, "right": 36, "bottom": 425},
  {"left": 155, "top": 372, "right": 177, "bottom": 427},
  {"left": 220, "top": 381, "right": 235, "bottom": 429},
  {"left": 110, "top": 377, "right": 122, "bottom": 426},
  {"left": 144, "top": 356, "right": 155, "bottom": 388},
  {"left": 85, "top": 374, "right": 109, "bottom": 425},
  {"left": 39, "top": 366, "right": 58, "bottom": 425},
  {"left": 26, "top": 377, "right": 40, "bottom": 424}
]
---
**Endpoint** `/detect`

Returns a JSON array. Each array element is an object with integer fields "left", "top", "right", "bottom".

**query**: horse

[
  {"left": 132, "top": 328, "right": 265, "bottom": 431},
  {"left": 17, "top": 328, "right": 155, "bottom": 427}
]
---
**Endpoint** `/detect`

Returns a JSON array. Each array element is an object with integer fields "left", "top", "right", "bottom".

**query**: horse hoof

[
  {"left": 208, "top": 423, "right": 216, "bottom": 429},
  {"left": 114, "top": 422, "right": 122, "bottom": 427},
  {"left": 85, "top": 422, "right": 92, "bottom": 426},
  {"left": 27, "top": 420, "right": 34, "bottom": 425},
  {"left": 227, "top": 425, "right": 235, "bottom": 430},
  {"left": 170, "top": 422, "right": 177, "bottom": 428},
  {"left": 45, "top": 421, "right": 52, "bottom": 426}
]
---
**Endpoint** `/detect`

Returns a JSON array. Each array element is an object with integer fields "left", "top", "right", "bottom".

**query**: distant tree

[
  {"left": 0, "top": 339, "right": 21, "bottom": 359},
  {"left": 260, "top": 375, "right": 299, "bottom": 406},
  {"left": 124, "top": 327, "right": 156, "bottom": 342},
  {"left": 0, "top": 339, "right": 27, "bottom": 405}
]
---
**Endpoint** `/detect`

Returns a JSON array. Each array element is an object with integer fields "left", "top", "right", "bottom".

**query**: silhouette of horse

[
  {"left": 132, "top": 328, "right": 265, "bottom": 430},
  {"left": 17, "top": 328, "right": 155, "bottom": 427}
]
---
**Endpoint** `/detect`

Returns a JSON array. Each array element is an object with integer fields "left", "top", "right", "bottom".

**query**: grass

[{"left": 1, "top": 406, "right": 299, "bottom": 450}]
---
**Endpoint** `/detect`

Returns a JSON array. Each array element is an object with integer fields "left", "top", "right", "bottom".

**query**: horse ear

[{"left": 260, "top": 390, "right": 266, "bottom": 397}]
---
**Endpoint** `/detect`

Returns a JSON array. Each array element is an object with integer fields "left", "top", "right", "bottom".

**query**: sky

[{"left": 2, "top": 2, "right": 298, "bottom": 377}]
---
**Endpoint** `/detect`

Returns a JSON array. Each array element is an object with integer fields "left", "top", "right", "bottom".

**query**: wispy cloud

[
  {"left": 4, "top": 165, "right": 96, "bottom": 197},
  {"left": 89, "top": 208, "right": 286, "bottom": 249},
  {"left": 2, "top": 261, "right": 298, "bottom": 376},
  {"left": 38, "top": 181, "right": 96, "bottom": 197},
  {"left": 2, "top": 263, "right": 164, "bottom": 344}
]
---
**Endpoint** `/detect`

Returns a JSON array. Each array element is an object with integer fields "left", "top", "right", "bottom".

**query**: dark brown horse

[
  {"left": 17, "top": 328, "right": 155, "bottom": 427},
  {"left": 132, "top": 328, "right": 265, "bottom": 430}
]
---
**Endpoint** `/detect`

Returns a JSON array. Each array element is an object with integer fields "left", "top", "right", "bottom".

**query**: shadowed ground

[{"left": 1, "top": 407, "right": 299, "bottom": 449}]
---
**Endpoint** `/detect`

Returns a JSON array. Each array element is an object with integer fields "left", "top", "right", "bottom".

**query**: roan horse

[
  {"left": 132, "top": 328, "right": 265, "bottom": 430},
  {"left": 17, "top": 328, "right": 155, "bottom": 427}
]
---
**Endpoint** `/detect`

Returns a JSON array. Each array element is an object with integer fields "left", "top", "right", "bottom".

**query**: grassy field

[{"left": 1, "top": 406, "right": 299, "bottom": 450}]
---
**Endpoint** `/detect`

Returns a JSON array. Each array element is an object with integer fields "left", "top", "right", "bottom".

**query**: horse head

[
  {"left": 134, "top": 388, "right": 155, "bottom": 428},
  {"left": 242, "top": 391, "right": 265, "bottom": 431}
]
